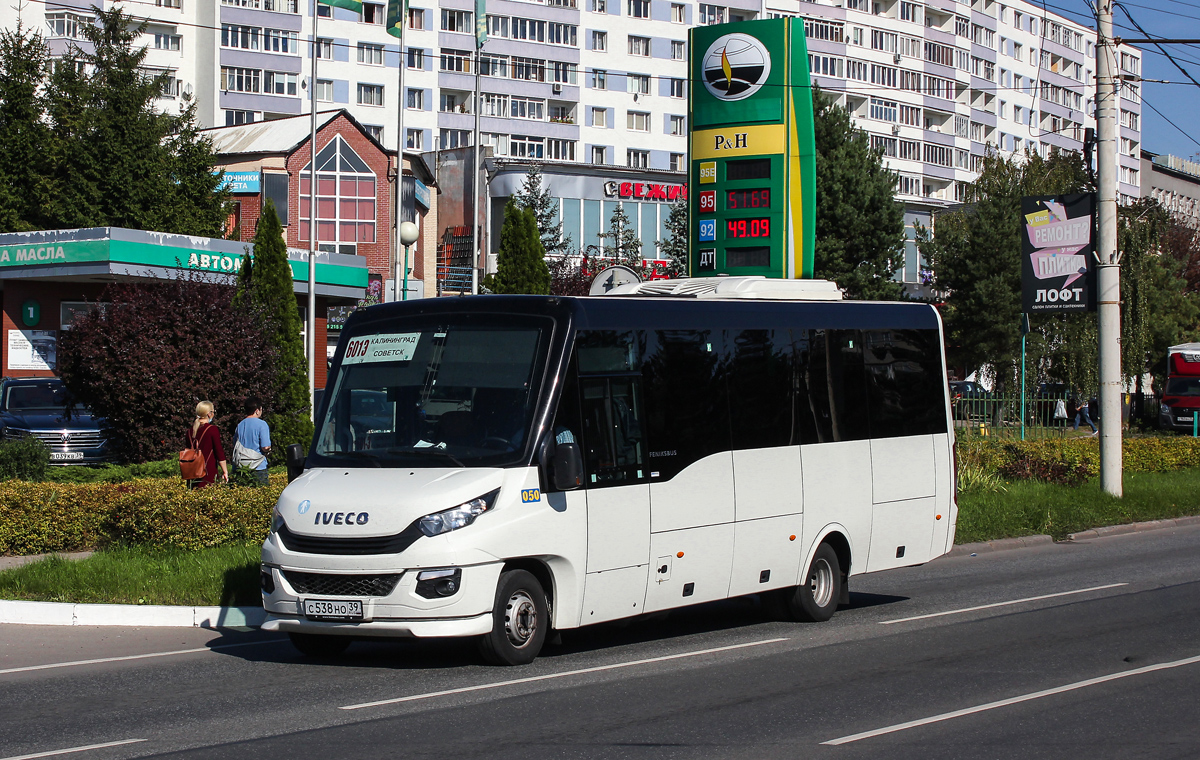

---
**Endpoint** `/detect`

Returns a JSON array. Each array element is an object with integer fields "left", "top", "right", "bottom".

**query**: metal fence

[
  {"left": 437, "top": 266, "right": 474, "bottom": 295},
  {"left": 952, "top": 394, "right": 1080, "bottom": 441}
]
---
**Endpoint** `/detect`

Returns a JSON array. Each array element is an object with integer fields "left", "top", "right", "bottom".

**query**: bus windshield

[{"left": 311, "top": 314, "right": 553, "bottom": 468}]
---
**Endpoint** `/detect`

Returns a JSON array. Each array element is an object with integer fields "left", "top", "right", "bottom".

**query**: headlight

[
  {"left": 269, "top": 503, "right": 285, "bottom": 535},
  {"left": 1161, "top": 403, "right": 1171, "bottom": 415},
  {"left": 418, "top": 490, "right": 499, "bottom": 537}
]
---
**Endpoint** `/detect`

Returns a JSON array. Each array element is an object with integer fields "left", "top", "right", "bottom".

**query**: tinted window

[
  {"left": 579, "top": 376, "right": 645, "bottom": 487},
  {"left": 728, "top": 329, "right": 796, "bottom": 449},
  {"left": 806, "top": 329, "right": 869, "bottom": 442},
  {"left": 864, "top": 329, "right": 948, "bottom": 437},
  {"left": 577, "top": 330, "right": 642, "bottom": 373},
  {"left": 642, "top": 329, "right": 731, "bottom": 478}
]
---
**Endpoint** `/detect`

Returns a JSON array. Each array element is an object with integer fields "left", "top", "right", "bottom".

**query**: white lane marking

[
  {"left": 341, "top": 637, "right": 790, "bottom": 710},
  {"left": 879, "top": 583, "right": 1129, "bottom": 625},
  {"left": 0, "top": 739, "right": 147, "bottom": 760},
  {"left": 0, "top": 639, "right": 287, "bottom": 676},
  {"left": 823, "top": 652, "right": 1200, "bottom": 745}
]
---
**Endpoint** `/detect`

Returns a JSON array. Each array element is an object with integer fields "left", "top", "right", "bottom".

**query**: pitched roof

[{"left": 202, "top": 110, "right": 343, "bottom": 156}]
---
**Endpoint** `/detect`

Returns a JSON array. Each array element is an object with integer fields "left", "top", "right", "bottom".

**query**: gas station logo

[{"left": 702, "top": 33, "right": 771, "bottom": 101}]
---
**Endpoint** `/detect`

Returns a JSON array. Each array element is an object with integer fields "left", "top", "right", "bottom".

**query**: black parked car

[{"left": 0, "top": 377, "right": 114, "bottom": 464}]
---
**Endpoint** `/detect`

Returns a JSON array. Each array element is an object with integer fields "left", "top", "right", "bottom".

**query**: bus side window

[
  {"left": 807, "top": 329, "right": 870, "bottom": 443},
  {"left": 579, "top": 376, "right": 645, "bottom": 486},
  {"left": 728, "top": 329, "right": 795, "bottom": 449},
  {"left": 863, "top": 329, "right": 948, "bottom": 438}
]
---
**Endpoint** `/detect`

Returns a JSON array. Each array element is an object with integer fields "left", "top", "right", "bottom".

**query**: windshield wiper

[{"left": 385, "top": 447, "right": 466, "bottom": 468}]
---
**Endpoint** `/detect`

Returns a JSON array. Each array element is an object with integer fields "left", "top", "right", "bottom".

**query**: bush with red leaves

[{"left": 58, "top": 272, "right": 277, "bottom": 464}]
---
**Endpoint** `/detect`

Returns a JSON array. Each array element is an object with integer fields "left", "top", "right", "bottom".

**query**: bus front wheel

[
  {"left": 777, "top": 543, "right": 842, "bottom": 623},
  {"left": 477, "top": 569, "right": 548, "bottom": 666}
]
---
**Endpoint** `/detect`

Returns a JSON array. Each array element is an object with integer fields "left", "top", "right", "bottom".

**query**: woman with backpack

[{"left": 185, "top": 400, "right": 229, "bottom": 488}]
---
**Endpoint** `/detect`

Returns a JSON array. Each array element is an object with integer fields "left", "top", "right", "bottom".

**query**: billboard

[
  {"left": 1021, "top": 194, "right": 1096, "bottom": 313},
  {"left": 688, "top": 18, "right": 816, "bottom": 279}
]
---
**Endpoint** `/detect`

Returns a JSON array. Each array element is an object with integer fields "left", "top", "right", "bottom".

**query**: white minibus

[{"left": 261, "top": 277, "right": 957, "bottom": 664}]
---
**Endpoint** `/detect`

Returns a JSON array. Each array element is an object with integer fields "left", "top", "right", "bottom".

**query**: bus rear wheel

[
  {"left": 777, "top": 543, "right": 842, "bottom": 623},
  {"left": 477, "top": 569, "right": 548, "bottom": 666},
  {"left": 289, "top": 632, "right": 352, "bottom": 658}
]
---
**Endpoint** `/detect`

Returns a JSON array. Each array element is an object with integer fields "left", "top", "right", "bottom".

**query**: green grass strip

[
  {"left": 956, "top": 467, "right": 1200, "bottom": 543},
  {"left": 0, "top": 544, "right": 262, "bottom": 606}
]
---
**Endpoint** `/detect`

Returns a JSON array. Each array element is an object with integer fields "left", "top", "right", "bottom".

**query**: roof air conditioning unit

[{"left": 552, "top": 83, "right": 563, "bottom": 94}]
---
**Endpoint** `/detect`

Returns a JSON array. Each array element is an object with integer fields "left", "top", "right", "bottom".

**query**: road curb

[
  {"left": 948, "top": 534, "right": 1054, "bottom": 557},
  {"left": 1066, "top": 514, "right": 1200, "bottom": 542},
  {"left": 0, "top": 599, "right": 266, "bottom": 628}
]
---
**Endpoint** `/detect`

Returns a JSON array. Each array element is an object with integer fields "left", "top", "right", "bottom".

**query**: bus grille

[
  {"left": 282, "top": 570, "right": 402, "bottom": 597},
  {"left": 276, "top": 524, "right": 422, "bottom": 555}
]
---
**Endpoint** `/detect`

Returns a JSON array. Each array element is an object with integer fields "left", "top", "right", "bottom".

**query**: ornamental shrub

[
  {"left": 957, "top": 436, "right": 1200, "bottom": 484},
  {"left": 0, "top": 476, "right": 283, "bottom": 555},
  {"left": 58, "top": 271, "right": 277, "bottom": 463},
  {"left": 0, "top": 435, "right": 49, "bottom": 482}
]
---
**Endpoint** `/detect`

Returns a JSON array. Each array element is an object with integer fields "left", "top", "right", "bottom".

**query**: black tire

[
  {"left": 776, "top": 543, "right": 843, "bottom": 623},
  {"left": 477, "top": 569, "right": 548, "bottom": 666},
  {"left": 289, "top": 631, "right": 352, "bottom": 658}
]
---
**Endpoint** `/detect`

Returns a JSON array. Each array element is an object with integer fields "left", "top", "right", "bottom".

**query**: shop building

[{"left": 0, "top": 228, "right": 368, "bottom": 387}]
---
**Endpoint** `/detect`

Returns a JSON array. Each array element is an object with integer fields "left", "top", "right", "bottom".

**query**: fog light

[
  {"left": 416, "top": 568, "right": 461, "bottom": 599},
  {"left": 260, "top": 565, "right": 275, "bottom": 594}
]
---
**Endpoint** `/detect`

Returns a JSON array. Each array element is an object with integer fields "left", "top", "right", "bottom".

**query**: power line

[
  {"left": 1115, "top": 3, "right": 1200, "bottom": 91},
  {"left": 1141, "top": 94, "right": 1200, "bottom": 149}
]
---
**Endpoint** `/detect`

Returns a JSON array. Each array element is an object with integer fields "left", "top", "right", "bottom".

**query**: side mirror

[
  {"left": 551, "top": 442, "right": 583, "bottom": 491},
  {"left": 285, "top": 443, "right": 306, "bottom": 483}
]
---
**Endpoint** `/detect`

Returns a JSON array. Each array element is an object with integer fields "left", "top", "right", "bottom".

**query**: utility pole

[
  {"left": 307, "top": 5, "right": 320, "bottom": 421},
  {"left": 1096, "top": 0, "right": 1122, "bottom": 496}
]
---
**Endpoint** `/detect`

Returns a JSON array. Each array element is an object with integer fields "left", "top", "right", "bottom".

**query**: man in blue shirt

[{"left": 234, "top": 396, "right": 272, "bottom": 485}]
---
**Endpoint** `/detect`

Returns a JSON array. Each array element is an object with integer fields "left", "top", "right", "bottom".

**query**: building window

[
  {"left": 869, "top": 97, "right": 897, "bottom": 122},
  {"left": 899, "top": 104, "right": 920, "bottom": 126},
  {"left": 264, "top": 29, "right": 298, "bottom": 53},
  {"left": 315, "top": 38, "right": 333, "bottom": 59},
  {"left": 592, "top": 31, "right": 607, "bottom": 51},
  {"left": 225, "top": 110, "right": 256, "bottom": 126},
  {"left": 548, "top": 23, "right": 577, "bottom": 46},
  {"left": 441, "top": 9, "right": 472, "bottom": 32},
  {"left": 671, "top": 3, "right": 685, "bottom": 22},
  {"left": 592, "top": 69, "right": 607, "bottom": 89},
  {"left": 365, "top": 125, "right": 383, "bottom": 141},
  {"left": 627, "top": 74, "right": 650, "bottom": 95},
  {"left": 628, "top": 36, "right": 650, "bottom": 56},
  {"left": 314, "top": 79, "right": 333, "bottom": 102},
  {"left": 317, "top": 2, "right": 330, "bottom": 16},
  {"left": 46, "top": 12, "right": 88, "bottom": 39},
  {"left": 440, "top": 49, "right": 471, "bottom": 73},
  {"left": 553, "top": 62, "right": 578, "bottom": 84},
  {"left": 627, "top": 111, "right": 650, "bottom": 131},
  {"left": 512, "top": 19, "right": 546, "bottom": 41},
  {"left": 592, "top": 146, "right": 607, "bottom": 164},
  {"left": 669, "top": 115, "right": 685, "bottom": 135},
  {"left": 627, "top": 149, "right": 649, "bottom": 168},
  {"left": 264, "top": 71, "right": 297, "bottom": 96},
  {"left": 628, "top": 0, "right": 649, "bottom": 17},
  {"left": 671, "top": 40, "right": 685, "bottom": 60},
  {"left": 221, "top": 67, "right": 261, "bottom": 94},
  {"left": 154, "top": 33, "right": 181, "bottom": 51},
  {"left": 871, "top": 135, "right": 897, "bottom": 157},
  {"left": 362, "top": 3, "right": 385, "bottom": 24},
  {"left": 592, "top": 107, "right": 607, "bottom": 127},
  {"left": 898, "top": 139, "right": 920, "bottom": 160},
  {"left": 221, "top": 24, "right": 259, "bottom": 50},
  {"left": 358, "top": 43, "right": 385, "bottom": 65},
  {"left": 510, "top": 96, "right": 545, "bottom": 120},
  {"left": 511, "top": 57, "right": 546, "bottom": 81},
  {"left": 899, "top": 1, "right": 920, "bottom": 22},
  {"left": 407, "top": 48, "right": 425, "bottom": 69},
  {"left": 407, "top": 88, "right": 423, "bottom": 109},
  {"left": 156, "top": 0, "right": 182, "bottom": 7},
  {"left": 408, "top": 8, "right": 424, "bottom": 29},
  {"left": 699, "top": 4, "right": 726, "bottom": 25},
  {"left": 546, "top": 139, "right": 576, "bottom": 161},
  {"left": 669, "top": 78, "right": 685, "bottom": 98},
  {"left": 809, "top": 54, "right": 843, "bottom": 78},
  {"left": 590, "top": 0, "right": 606, "bottom": 11},
  {"left": 357, "top": 83, "right": 384, "bottom": 106},
  {"left": 300, "top": 136, "right": 377, "bottom": 250},
  {"left": 440, "top": 129, "right": 471, "bottom": 148},
  {"left": 669, "top": 153, "right": 685, "bottom": 171},
  {"left": 406, "top": 129, "right": 423, "bottom": 150}
]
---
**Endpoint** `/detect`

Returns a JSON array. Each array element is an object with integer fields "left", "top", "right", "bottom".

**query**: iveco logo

[
  {"left": 314, "top": 512, "right": 370, "bottom": 526},
  {"left": 297, "top": 499, "right": 311, "bottom": 515},
  {"left": 702, "top": 33, "right": 771, "bottom": 102},
  {"left": 60, "top": 432, "right": 71, "bottom": 444}
]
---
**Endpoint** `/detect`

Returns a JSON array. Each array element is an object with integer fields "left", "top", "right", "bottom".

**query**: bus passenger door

[{"left": 579, "top": 375, "right": 651, "bottom": 625}]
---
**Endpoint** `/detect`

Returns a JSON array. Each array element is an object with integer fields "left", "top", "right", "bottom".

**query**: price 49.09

[{"left": 726, "top": 218, "right": 770, "bottom": 239}]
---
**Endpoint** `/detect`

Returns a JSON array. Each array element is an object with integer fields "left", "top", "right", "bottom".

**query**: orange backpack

[{"left": 179, "top": 427, "right": 208, "bottom": 481}]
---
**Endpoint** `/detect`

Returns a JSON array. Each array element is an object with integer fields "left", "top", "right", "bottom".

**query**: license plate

[
  {"left": 303, "top": 599, "right": 363, "bottom": 621},
  {"left": 1179, "top": 417, "right": 1194, "bottom": 423},
  {"left": 50, "top": 452, "right": 84, "bottom": 461}
]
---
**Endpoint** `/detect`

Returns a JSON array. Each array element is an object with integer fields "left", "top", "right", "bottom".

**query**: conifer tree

[
  {"left": 812, "top": 87, "right": 906, "bottom": 300},
  {"left": 513, "top": 164, "right": 572, "bottom": 256},
  {"left": 599, "top": 204, "right": 645, "bottom": 276},
  {"left": 0, "top": 23, "right": 51, "bottom": 232},
  {"left": 656, "top": 199, "right": 688, "bottom": 277},
  {"left": 487, "top": 199, "right": 551, "bottom": 294},
  {"left": 246, "top": 199, "right": 314, "bottom": 456}
]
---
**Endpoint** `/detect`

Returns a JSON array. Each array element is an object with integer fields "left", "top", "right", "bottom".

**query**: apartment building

[{"left": 4, "top": 0, "right": 1141, "bottom": 287}]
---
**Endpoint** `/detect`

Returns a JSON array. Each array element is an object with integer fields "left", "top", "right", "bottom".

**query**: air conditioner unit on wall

[
  {"left": 892, "top": 124, "right": 901, "bottom": 135},
  {"left": 552, "top": 83, "right": 563, "bottom": 94}
]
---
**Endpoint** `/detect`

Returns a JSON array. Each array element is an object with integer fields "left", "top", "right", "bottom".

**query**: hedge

[
  {"left": 957, "top": 436, "right": 1200, "bottom": 479},
  {"left": 0, "top": 476, "right": 283, "bottom": 556}
]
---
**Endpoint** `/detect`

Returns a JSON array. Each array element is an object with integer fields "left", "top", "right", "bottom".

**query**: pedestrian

[
  {"left": 188, "top": 400, "right": 228, "bottom": 488},
  {"left": 1077, "top": 394, "right": 1099, "bottom": 436},
  {"left": 233, "top": 396, "right": 272, "bottom": 485}
]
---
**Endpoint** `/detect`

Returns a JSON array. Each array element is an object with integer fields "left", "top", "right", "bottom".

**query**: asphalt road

[{"left": 3, "top": 525, "right": 1200, "bottom": 760}]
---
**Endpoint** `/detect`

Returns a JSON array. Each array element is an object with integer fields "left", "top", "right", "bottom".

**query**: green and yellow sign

[{"left": 688, "top": 19, "right": 816, "bottom": 279}]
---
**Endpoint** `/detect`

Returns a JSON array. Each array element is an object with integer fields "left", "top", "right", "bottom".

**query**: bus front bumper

[{"left": 261, "top": 611, "right": 493, "bottom": 638}]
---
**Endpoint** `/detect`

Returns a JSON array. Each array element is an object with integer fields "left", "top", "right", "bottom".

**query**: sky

[{"left": 1051, "top": 0, "right": 1200, "bottom": 162}]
